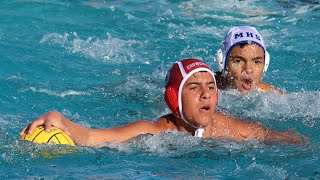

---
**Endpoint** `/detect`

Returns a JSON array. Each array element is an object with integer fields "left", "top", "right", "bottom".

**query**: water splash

[
  {"left": 39, "top": 32, "right": 142, "bottom": 63},
  {"left": 21, "top": 86, "right": 90, "bottom": 97},
  {"left": 218, "top": 90, "right": 320, "bottom": 127}
]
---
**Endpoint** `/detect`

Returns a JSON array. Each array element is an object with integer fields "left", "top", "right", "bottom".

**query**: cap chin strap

[
  {"left": 194, "top": 128, "right": 204, "bottom": 137},
  {"left": 178, "top": 116, "right": 204, "bottom": 137}
]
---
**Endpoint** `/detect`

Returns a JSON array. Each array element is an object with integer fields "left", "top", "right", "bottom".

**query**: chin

[{"left": 197, "top": 118, "right": 211, "bottom": 127}]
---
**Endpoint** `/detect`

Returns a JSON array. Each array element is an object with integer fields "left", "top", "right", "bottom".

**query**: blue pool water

[{"left": 1, "top": 0, "right": 319, "bottom": 179}]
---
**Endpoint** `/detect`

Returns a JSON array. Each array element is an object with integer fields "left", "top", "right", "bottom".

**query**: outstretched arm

[
  {"left": 20, "top": 111, "right": 165, "bottom": 146},
  {"left": 213, "top": 112, "right": 308, "bottom": 145}
]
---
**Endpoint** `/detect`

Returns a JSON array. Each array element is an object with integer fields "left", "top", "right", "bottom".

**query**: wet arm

[
  {"left": 214, "top": 112, "right": 307, "bottom": 145},
  {"left": 20, "top": 111, "right": 165, "bottom": 147},
  {"left": 236, "top": 121, "right": 307, "bottom": 145}
]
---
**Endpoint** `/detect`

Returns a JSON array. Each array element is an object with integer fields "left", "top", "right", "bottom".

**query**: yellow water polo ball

[{"left": 20, "top": 126, "right": 75, "bottom": 146}]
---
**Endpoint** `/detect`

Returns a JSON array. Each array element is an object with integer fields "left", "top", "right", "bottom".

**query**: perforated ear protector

[
  {"left": 215, "top": 49, "right": 224, "bottom": 72},
  {"left": 164, "top": 86, "right": 180, "bottom": 116},
  {"left": 263, "top": 51, "right": 270, "bottom": 73},
  {"left": 215, "top": 48, "right": 270, "bottom": 75}
]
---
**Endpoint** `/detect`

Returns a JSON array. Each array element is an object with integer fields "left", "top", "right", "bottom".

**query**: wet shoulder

[
  {"left": 154, "top": 114, "right": 178, "bottom": 131},
  {"left": 257, "top": 82, "right": 284, "bottom": 94}
]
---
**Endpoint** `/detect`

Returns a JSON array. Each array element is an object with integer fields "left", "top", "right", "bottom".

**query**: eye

[
  {"left": 208, "top": 85, "right": 215, "bottom": 90},
  {"left": 189, "top": 85, "right": 198, "bottom": 91},
  {"left": 232, "top": 59, "right": 241, "bottom": 63},
  {"left": 254, "top": 59, "right": 263, "bottom": 64}
]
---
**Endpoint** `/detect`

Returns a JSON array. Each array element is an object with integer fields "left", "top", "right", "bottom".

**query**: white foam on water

[
  {"left": 21, "top": 86, "right": 90, "bottom": 97},
  {"left": 218, "top": 90, "right": 320, "bottom": 127},
  {"left": 102, "top": 131, "right": 206, "bottom": 156},
  {"left": 242, "top": 162, "right": 288, "bottom": 179},
  {"left": 39, "top": 32, "right": 143, "bottom": 63},
  {"left": 179, "top": 0, "right": 278, "bottom": 21},
  {"left": 293, "top": 4, "right": 320, "bottom": 14}
]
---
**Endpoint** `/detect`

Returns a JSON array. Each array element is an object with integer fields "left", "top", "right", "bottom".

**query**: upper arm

[{"left": 215, "top": 113, "right": 306, "bottom": 145}]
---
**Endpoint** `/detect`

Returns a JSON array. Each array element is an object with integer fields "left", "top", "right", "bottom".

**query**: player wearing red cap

[{"left": 21, "top": 59, "right": 305, "bottom": 146}]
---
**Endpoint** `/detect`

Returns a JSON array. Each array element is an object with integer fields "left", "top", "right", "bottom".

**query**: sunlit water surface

[{"left": 0, "top": 0, "right": 319, "bottom": 179}]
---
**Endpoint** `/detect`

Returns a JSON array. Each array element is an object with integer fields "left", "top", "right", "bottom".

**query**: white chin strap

[
  {"left": 194, "top": 128, "right": 204, "bottom": 137},
  {"left": 181, "top": 118, "right": 204, "bottom": 137}
]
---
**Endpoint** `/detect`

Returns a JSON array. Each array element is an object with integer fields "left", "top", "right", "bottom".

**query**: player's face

[
  {"left": 226, "top": 44, "right": 265, "bottom": 93},
  {"left": 181, "top": 72, "right": 217, "bottom": 127}
]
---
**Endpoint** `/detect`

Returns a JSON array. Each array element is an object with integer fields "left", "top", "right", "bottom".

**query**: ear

[
  {"left": 164, "top": 86, "right": 179, "bottom": 116},
  {"left": 264, "top": 51, "right": 270, "bottom": 73},
  {"left": 215, "top": 49, "right": 224, "bottom": 72}
]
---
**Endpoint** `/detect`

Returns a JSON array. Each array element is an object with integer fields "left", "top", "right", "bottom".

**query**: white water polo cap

[
  {"left": 164, "top": 58, "right": 218, "bottom": 130},
  {"left": 216, "top": 26, "right": 270, "bottom": 76}
]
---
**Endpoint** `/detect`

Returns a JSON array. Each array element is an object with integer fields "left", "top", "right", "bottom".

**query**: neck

[
  {"left": 174, "top": 116, "right": 214, "bottom": 138},
  {"left": 175, "top": 118, "right": 197, "bottom": 135}
]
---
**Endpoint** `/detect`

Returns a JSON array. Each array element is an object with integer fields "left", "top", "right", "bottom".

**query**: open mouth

[
  {"left": 241, "top": 79, "right": 253, "bottom": 90},
  {"left": 200, "top": 106, "right": 210, "bottom": 111}
]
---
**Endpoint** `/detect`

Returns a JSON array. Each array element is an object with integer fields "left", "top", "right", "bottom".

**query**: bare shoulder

[
  {"left": 257, "top": 81, "right": 284, "bottom": 94},
  {"left": 126, "top": 114, "right": 177, "bottom": 132},
  {"left": 213, "top": 111, "right": 266, "bottom": 141},
  {"left": 154, "top": 114, "right": 178, "bottom": 131},
  {"left": 214, "top": 111, "right": 261, "bottom": 127}
]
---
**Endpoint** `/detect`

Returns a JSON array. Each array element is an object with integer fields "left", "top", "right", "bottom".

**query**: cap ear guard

[
  {"left": 215, "top": 49, "right": 224, "bottom": 72},
  {"left": 164, "top": 86, "right": 180, "bottom": 116},
  {"left": 263, "top": 51, "right": 270, "bottom": 73}
]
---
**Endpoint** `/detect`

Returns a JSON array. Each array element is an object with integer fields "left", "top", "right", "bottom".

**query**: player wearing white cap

[{"left": 215, "top": 26, "right": 282, "bottom": 94}]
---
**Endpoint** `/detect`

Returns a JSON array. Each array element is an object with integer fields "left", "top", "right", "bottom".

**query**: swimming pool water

[{"left": 0, "top": 0, "right": 319, "bottom": 179}]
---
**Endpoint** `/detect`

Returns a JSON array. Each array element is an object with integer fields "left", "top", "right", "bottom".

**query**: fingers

[
  {"left": 20, "top": 111, "right": 73, "bottom": 142},
  {"left": 25, "top": 116, "right": 44, "bottom": 134},
  {"left": 21, "top": 111, "right": 60, "bottom": 135},
  {"left": 20, "top": 124, "right": 30, "bottom": 136},
  {"left": 44, "top": 118, "right": 54, "bottom": 133},
  {"left": 289, "top": 132, "right": 309, "bottom": 145}
]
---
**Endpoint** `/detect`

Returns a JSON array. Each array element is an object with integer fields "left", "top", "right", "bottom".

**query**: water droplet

[{"left": 232, "top": 5, "right": 238, "bottom": 11}]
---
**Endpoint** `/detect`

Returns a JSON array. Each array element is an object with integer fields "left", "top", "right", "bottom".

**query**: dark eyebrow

[
  {"left": 229, "top": 55, "right": 264, "bottom": 60},
  {"left": 185, "top": 81, "right": 216, "bottom": 86},
  {"left": 185, "top": 81, "right": 200, "bottom": 86},
  {"left": 252, "top": 56, "right": 264, "bottom": 60},
  {"left": 229, "top": 56, "right": 245, "bottom": 60}
]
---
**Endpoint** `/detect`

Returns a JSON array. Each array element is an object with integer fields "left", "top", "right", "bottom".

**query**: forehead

[
  {"left": 185, "top": 71, "right": 215, "bottom": 83},
  {"left": 230, "top": 43, "right": 264, "bottom": 54}
]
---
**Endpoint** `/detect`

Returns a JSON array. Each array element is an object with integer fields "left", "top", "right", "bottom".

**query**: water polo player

[
  {"left": 215, "top": 26, "right": 283, "bottom": 94},
  {"left": 21, "top": 58, "right": 305, "bottom": 146}
]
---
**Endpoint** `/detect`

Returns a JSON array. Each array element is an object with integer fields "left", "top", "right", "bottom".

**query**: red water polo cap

[{"left": 164, "top": 58, "right": 217, "bottom": 125}]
